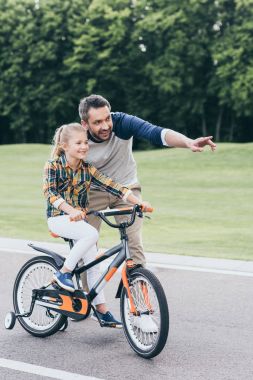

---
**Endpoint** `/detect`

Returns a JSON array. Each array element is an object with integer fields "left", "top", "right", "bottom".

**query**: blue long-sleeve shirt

[{"left": 112, "top": 112, "right": 164, "bottom": 146}]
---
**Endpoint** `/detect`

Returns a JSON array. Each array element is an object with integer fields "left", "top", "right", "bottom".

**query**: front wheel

[
  {"left": 120, "top": 267, "right": 169, "bottom": 359},
  {"left": 13, "top": 255, "right": 67, "bottom": 337}
]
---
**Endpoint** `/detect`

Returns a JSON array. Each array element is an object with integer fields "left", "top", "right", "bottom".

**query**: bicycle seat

[
  {"left": 49, "top": 231, "right": 73, "bottom": 245},
  {"left": 50, "top": 231, "right": 60, "bottom": 239}
]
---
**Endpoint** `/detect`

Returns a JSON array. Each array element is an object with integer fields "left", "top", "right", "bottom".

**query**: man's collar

[{"left": 87, "top": 130, "right": 104, "bottom": 143}]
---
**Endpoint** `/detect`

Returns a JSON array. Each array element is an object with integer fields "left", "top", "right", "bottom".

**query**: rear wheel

[
  {"left": 13, "top": 256, "right": 67, "bottom": 337},
  {"left": 120, "top": 268, "right": 169, "bottom": 358}
]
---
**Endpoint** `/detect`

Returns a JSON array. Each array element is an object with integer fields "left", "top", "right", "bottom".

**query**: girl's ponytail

[{"left": 51, "top": 125, "right": 65, "bottom": 159}]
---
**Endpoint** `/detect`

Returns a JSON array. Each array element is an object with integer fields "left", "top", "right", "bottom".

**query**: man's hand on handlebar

[
  {"left": 126, "top": 192, "right": 153, "bottom": 213},
  {"left": 139, "top": 201, "right": 153, "bottom": 213}
]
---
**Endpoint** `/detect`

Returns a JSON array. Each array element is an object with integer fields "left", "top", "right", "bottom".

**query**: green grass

[{"left": 0, "top": 143, "right": 252, "bottom": 260}]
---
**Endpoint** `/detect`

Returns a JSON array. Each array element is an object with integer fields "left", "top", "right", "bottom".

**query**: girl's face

[{"left": 63, "top": 131, "right": 89, "bottom": 161}]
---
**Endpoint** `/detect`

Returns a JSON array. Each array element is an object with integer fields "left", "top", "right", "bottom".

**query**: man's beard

[{"left": 88, "top": 128, "right": 112, "bottom": 142}]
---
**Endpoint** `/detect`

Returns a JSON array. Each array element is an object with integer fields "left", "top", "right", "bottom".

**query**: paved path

[
  {"left": 0, "top": 237, "right": 253, "bottom": 276},
  {"left": 0, "top": 245, "right": 253, "bottom": 380}
]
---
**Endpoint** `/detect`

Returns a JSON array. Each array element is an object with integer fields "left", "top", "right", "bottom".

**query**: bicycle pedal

[
  {"left": 100, "top": 321, "right": 119, "bottom": 328},
  {"left": 90, "top": 314, "right": 121, "bottom": 329},
  {"left": 106, "top": 323, "right": 122, "bottom": 329}
]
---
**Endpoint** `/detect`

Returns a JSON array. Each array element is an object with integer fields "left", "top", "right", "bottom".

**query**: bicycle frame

[
  {"left": 25, "top": 205, "right": 143, "bottom": 319},
  {"left": 74, "top": 238, "right": 128, "bottom": 304},
  {"left": 6, "top": 204, "right": 170, "bottom": 359}
]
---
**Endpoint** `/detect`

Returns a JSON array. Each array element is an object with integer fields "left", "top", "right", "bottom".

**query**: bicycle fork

[{"left": 122, "top": 262, "right": 154, "bottom": 316}]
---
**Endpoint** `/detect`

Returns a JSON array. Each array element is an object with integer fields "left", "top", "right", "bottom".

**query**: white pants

[{"left": 47, "top": 215, "right": 105, "bottom": 305}]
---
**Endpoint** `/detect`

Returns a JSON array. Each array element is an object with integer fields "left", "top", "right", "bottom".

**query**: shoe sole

[{"left": 52, "top": 275, "right": 75, "bottom": 293}]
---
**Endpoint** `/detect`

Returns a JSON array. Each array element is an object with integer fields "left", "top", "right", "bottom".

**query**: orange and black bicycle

[{"left": 5, "top": 205, "right": 169, "bottom": 359}]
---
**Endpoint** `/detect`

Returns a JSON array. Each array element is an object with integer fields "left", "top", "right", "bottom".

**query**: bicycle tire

[
  {"left": 13, "top": 255, "right": 67, "bottom": 337},
  {"left": 120, "top": 267, "right": 169, "bottom": 358}
]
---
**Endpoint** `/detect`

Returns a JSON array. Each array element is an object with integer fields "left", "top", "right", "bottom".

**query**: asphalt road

[{"left": 0, "top": 250, "right": 253, "bottom": 380}]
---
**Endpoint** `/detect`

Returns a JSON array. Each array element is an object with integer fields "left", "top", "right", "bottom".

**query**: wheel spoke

[{"left": 124, "top": 276, "right": 160, "bottom": 350}]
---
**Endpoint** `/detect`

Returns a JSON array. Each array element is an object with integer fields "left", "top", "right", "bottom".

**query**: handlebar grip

[{"left": 140, "top": 205, "right": 154, "bottom": 213}]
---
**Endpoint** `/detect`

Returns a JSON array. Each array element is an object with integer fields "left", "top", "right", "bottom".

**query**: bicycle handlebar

[{"left": 87, "top": 204, "right": 153, "bottom": 229}]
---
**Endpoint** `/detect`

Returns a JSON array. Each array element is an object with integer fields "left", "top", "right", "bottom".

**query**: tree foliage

[{"left": 0, "top": 0, "right": 252, "bottom": 144}]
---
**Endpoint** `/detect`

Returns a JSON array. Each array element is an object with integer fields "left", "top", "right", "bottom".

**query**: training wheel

[
  {"left": 5, "top": 312, "right": 16, "bottom": 330},
  {"left": 59, "top": 319, "right": 68, "bottom": 332}
]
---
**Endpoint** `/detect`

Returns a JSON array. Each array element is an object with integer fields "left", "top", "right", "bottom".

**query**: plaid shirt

[{"left": 43, "top": 154, "right": 130, "bottom": 218}]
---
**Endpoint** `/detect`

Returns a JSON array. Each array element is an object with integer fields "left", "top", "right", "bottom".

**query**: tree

[
  {"left": 0, "top": 0, "right": 86, "bottom": 143},
  {"left": 210, "top": 0, "right": 253, "bottom": 141},
  {"left": 0, "top": 0, "right": 253, "bottom": 144}
]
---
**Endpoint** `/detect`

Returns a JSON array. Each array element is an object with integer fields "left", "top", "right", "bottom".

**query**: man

[{"left": 79, "top": 94, "right": 216, "bottom": 267}]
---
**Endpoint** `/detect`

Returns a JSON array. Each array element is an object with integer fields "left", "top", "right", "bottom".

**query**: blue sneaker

[
  {"left": 91, "top": 311, "right": 122, "bottom": 328},
  {"left": 53, "top": 271, "right": 75, "bottom": 292}
]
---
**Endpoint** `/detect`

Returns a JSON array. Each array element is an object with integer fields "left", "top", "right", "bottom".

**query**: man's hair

[{"left": 79, "top": 94, "right": 111, "bottom": 121}]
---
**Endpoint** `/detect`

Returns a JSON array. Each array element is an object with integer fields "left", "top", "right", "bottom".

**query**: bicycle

[{"left": 5, "top": 205, "right": 169, "bottom": 359}]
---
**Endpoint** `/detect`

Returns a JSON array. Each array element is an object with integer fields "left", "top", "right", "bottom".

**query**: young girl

[{"left": 43, "top": 123, "right": 151, "bottom": 326}]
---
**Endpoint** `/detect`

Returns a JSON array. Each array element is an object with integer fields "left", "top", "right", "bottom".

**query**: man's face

[{"left": 82, "top": 106, "right": 113, "bottom": 141}]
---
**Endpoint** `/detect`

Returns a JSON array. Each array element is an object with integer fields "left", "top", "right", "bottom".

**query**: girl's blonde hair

[{"left": 51, "top": 123, "right": 86, "bottom": 158}]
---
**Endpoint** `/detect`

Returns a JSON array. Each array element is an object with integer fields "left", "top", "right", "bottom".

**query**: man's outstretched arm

[
  {"left": 164, "top": 129, "right": 216, "bottom": 152},
  {"left": 112, "top": 112, "right": 216, "bottom": 151}
]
